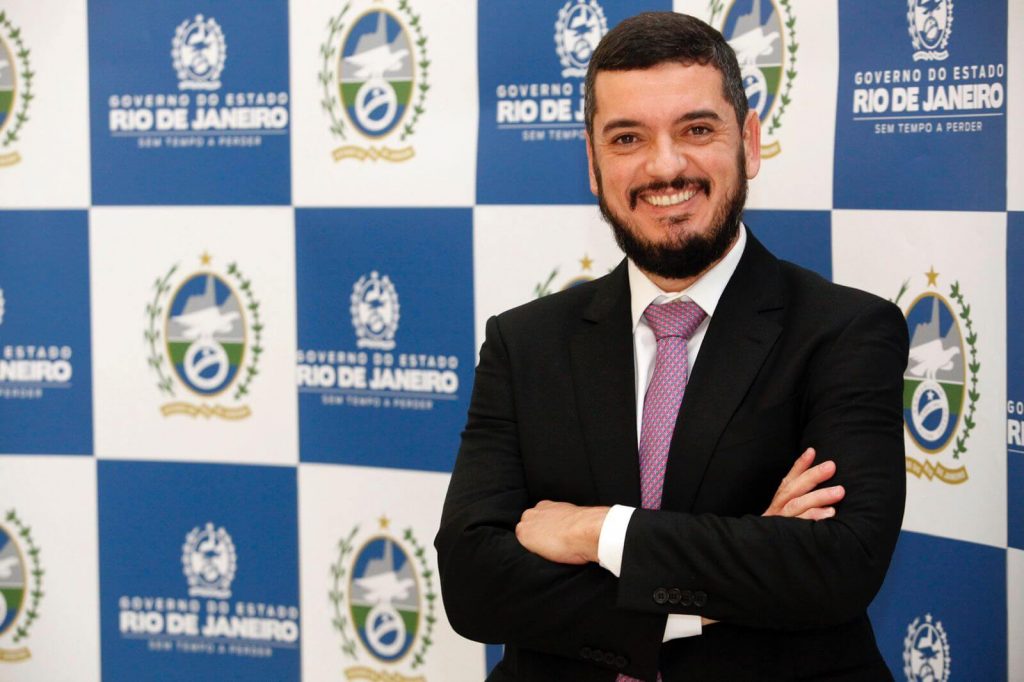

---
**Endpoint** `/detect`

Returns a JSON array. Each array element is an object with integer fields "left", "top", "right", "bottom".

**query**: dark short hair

[{"left": 584, "top": 12, "right": 749, "bottom": 137}]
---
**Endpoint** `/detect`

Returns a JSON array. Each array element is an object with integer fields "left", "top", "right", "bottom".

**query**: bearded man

[{"left": 436, "top": 12, "right": 907, "bottom": 682}]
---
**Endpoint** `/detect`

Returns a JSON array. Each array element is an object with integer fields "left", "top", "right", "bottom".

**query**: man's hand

[
  {"left": 763, "top": 447, "right": 845, "bottom": 520},
  {"left": 515, "top": 500, "right": 609, "bottom": 564}
]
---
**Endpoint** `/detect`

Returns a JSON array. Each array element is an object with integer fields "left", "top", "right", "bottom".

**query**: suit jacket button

[
  {"left": 694, "top": 590, "right": 708, "bottom": 607},
  {"left": 653, "top": 588, "right": 669, "bottom": 604},
  {"left": 680, "top": 589, "right": 693, "bottom": 606},
  {"left": 667, "top": 588, "right": 681, "bottom": 604},
  {"left": 614, "top": 655, "right": 628, "bottom": 669},
  {"left": 603, "top": 652, "right": 616, "bottom": 665},
  {"left": 580, "top": 646, "right": 593, "bottom": 660}
]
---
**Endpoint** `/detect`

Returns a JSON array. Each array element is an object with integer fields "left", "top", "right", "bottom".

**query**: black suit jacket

[{"left": 436, "top": 234, "right": 908, "bottom": 681}]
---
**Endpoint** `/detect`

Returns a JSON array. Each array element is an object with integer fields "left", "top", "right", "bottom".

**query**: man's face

[{"left": 586, "top": 62, "right": 761, "bottom": 281}]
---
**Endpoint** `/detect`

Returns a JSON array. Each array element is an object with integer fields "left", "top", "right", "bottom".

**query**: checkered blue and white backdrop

[{"left": 0, "top": 1, "right": 1020, "bottom": 680}]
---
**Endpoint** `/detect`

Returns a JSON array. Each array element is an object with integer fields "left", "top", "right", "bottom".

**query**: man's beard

[{"left": 596, "top": 150, "right": 747, "bottom": 280}]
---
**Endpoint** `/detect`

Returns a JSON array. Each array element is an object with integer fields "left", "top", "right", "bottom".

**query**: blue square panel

[
  {"left": 98, "top": 461, "right": 299, "bottom": 680},
  {"left": 88, "top": 1, "right": 291, "bottom": 205},
  {"left": 835, "top": 0, "right": 1007, "bottom": 210},
  {"left": 869, "top": 530, "right": 1006, "bottom": 681},
  {"left": 0, "top": 211, "right": 92, "bottom": 454},
  {"left": 476, "top": 1, "right": 671, "bottom": 205},
  {"left": 743, "top": 210, "right": 831, "bottom": 281},
  {"left": 296, "top": 208, "right": 475, "bottom": 472},
  {"left": 1009, "top": 212, "right": 1024, "bottom": 549}
]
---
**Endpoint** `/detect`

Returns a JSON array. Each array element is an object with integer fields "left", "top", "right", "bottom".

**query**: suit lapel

[
  {"left": 661, "top": 234, "right": 785, "bottom": 512},
  {"left": 569, "top": 261, "right": 642, "bottom": 507}
]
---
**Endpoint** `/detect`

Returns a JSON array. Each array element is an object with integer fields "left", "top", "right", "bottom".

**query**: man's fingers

[
  {"left": 779, "top": 447, "right": 816, "bottom": 487},
  {"left": 782, "top": 485, "right": 845, "bottom": 518},
  {"left": 797, "top": 506, "right": 836, "bottom": 521},
  {"left": 785, "top": 459, "right": 837, "bottom": 499}
]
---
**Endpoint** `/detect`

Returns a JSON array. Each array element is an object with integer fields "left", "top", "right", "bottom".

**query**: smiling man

[{"left": 436, "top": 12, "right": 908, "bottom": 682}]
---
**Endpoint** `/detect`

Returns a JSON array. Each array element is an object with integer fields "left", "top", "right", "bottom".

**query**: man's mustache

[{"left": 629, "top": 176, "right": 711, "bottom": 210}]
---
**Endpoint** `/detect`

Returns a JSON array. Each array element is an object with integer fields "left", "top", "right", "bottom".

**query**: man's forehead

[{"left": 591, "top": 62, "right": 732, "bottom": 120}]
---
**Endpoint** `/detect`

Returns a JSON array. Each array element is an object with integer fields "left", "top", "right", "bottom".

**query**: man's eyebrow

[
  {"left": 676, "top": 109, "right": 723, "bottom": 123},
  {"left": 601, "top": 118, "right": 643, "bottom": 135},
  {"left": 600, "top": 110, "right": 724, "bottom": 136}
]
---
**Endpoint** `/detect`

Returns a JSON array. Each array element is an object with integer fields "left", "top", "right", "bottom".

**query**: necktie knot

[{"left": 643, "top": 299, "right": 707, "bottom": 342}]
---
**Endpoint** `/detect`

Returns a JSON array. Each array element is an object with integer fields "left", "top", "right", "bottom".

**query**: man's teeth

[{"left": 643, "top": 189, "right": 697, "bottom": 207}]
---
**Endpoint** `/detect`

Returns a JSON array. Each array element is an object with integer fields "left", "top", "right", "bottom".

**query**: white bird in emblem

[
  {"left": 0, "top": 556, "right": 18, "bottom": 579},
  {"left": 907, "top": 339, "right": 960, "bottom": 380}
]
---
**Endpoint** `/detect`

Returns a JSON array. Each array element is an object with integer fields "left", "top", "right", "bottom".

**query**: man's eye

[
  {"left": 689, "top": 125, "right": 711, "bottom": 136},
  {"left": 612, "top": 133, "right": 638, "bottom": 144}
]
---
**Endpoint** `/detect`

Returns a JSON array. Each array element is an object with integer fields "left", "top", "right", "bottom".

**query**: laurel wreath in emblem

[
  {"left": 2, "top": 509, "right": 43, "bottom": 646},
  {"left": 907, "top": 0, "right": 953, "bottom": 61},
  {"left": 0, "top": 12, "right": 34, "bottom": 149},
  {"left": 903, "top": 613, "right": 950, "bottom": 682},
  {"left": 946, "top": 281, "right": 977, "bottom": 458},
  {"left": 894, "top": 278, "right": 978, "bottom": 460},
  {"left": 145, "top": 264, "right": 180, "bottom": 396},
  {"left": 534, "top": 269, "right": 559, "bottom": 298},
  {"left": 225, "top": 261, "right": 264, "bottom": 401},
  {"left": 319, "top": 1, "right": 430, "bottom": 143},
  {"left": 708, "top": 0, "right": 798, "bottom": 140},
  {"left": 328, "top": 524, "right": 436, "bottom": 670},
  {"left": 145, "top": 260, "right": 263, "bottom": 402}
]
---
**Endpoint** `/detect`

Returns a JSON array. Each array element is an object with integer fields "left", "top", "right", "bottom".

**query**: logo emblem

[
  {"left": 711, "top": 0, "right": 797, "bottom": 158},
  {"left": 0, "top": 509, "right": 43, "bottom": 663},
  {"left": 535, "top": 253, "right": 598, "bottom": 298},
  {"left": 907, "top": 0, "right": 953, "bottom": 62},
  {"left": 0, "top": 12, "right": 33, "bottom": 168},
  {"left": 182, "top": 522, "right": 237, "bottom": 599},
  {"left": 172, "top": 14, "right": 227, "bottom": 91},
  {"left": 554, "top": 0, "right": 608, "bottom": 78},
  {"left": 330, "top": 517, "right": 436, "bottom": 678},
  {"left": 351, "top": 271, "right": 400, "bottom": 351},
  {"left": 320, "top": 1, "right": 430, "bottom": 162},
  {"left": 145, "top": 252, "right": 262, "bottom": 420},
  {"left": 895, "top": 267, "right": 977, "bottom": 484},
  {"left": 903, "top": 613, "right": 950, "bottom": 682}
]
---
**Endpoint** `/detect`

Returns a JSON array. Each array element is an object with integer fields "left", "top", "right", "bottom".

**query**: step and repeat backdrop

[{"left": 0, "top": 0, "right": 1020, "bottom": 680}]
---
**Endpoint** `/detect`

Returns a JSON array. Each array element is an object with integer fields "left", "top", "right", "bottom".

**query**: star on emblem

[
  {"left": 579, "top": 253, "right": 594, "bottom": 271},
  {"left": 925, "top": 266, "right": 939, "bottom": 287}
]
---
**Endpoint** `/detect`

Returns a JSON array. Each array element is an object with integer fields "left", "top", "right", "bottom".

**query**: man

[{"left": 436, "top": 12, "right": 907, "bottom": 681}]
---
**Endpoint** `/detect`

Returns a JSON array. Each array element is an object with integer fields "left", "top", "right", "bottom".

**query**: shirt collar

[{"left": 627, "top": 223, "right": 747, "bottom": 332}]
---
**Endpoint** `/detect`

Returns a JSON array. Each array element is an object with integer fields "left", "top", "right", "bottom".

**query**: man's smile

[
  {"left": 629, "top": 177, "right": 711, "bottom": 210},
  {"left": 641, "top": 187, "right": 699, "bottom": 207}
]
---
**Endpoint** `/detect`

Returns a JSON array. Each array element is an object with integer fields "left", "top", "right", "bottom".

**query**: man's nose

[{"left": 644, "top": 135, "right": 687, "bottom": 179}]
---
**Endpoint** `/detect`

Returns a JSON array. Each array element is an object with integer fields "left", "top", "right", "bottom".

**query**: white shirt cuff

[
  {"left": 663, "top": 614, "right": 703, "bottom": 641},
  {"left": 597, "top": 504, "right": 633, "bottom": 576},
  {"left": 597, "top": 504, "right": 703, "bottom": 641}
]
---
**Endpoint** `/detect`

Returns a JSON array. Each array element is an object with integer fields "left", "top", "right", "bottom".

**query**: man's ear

[
  {"left": 585, "top": 132, "right": 599, "bottom": 196},
  {"left": 742, "top": 110, "right": 761, "bottom": 179}
]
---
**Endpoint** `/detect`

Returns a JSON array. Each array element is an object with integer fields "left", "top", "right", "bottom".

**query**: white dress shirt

[{"left": 596, "top": 224, "right": 748, "bottom": 641}]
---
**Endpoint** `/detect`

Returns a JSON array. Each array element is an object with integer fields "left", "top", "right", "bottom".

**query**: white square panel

[
  {"left": 90, "top": 206, "right": 299, "bottom": 464},
  {"left": 833, "top": 209, "right": 1007, "bottom": 548}
]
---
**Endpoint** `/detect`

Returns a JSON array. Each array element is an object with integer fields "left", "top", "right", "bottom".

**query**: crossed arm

[{"left": 515, "top": 447, "right": 846, "bottom": 568}]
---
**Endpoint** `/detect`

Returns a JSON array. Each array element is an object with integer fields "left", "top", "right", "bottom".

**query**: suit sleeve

[
  {"left": 435, "top": 315, "right": 666, "bottom": 678},
  {"left": 617, "top": 298, "right": 909, "bottom": 629}
]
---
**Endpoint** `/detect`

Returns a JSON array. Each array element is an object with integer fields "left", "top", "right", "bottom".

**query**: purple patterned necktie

[
  {"left": 617, "top": 298, "right": 706, "bottom": 682},
  {"left": 638, "top": 298, "right": 707, "bottom": 510}
]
